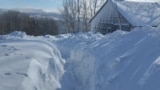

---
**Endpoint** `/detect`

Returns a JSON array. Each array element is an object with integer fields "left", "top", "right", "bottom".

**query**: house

[{"left": 89, "top": 0, "right": 160, "bottom": 34}]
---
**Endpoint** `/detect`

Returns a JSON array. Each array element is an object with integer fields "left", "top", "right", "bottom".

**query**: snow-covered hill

[
  {"left": 0, "top": 8, "right": 61, "bottom": 20},
  {"left": 0, "top": 26, "right": 160, "bottom": 90}
]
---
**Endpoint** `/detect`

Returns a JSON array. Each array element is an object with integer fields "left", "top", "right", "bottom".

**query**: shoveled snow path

[
  {"left": 52, "top": 26, "right": 160, "bottom": 90},
  {"left": 1, "top": 26, "right": 160, "bottom": 90}
]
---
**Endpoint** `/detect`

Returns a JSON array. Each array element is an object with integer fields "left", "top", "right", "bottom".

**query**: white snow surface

[
  {"left": 1, "top": 26, "right": 160, "bottom": 90},
  {"left": 116, "top": 1, "right": 160, "bottom": 26},
  {"left": 0, "top": 32, "right": 65, "bottom": 90}
]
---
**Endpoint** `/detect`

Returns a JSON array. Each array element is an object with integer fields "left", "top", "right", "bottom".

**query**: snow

[
  {"left": 1, "top": 26, "right": 160, "bottom": 90},
  {"left": 0, "top": 32, "right": 65, "bottom": 90},
  {"left": 56, "top": 26, "right": 160, "bottom": 90},
  {"left": 90, "top": 0, "right": 160, "bottom": 32},
  {"left": 116, "top": 1, "right": 160, "bottom": 26}
]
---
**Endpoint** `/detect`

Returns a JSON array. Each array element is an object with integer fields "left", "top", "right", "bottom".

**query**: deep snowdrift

[
  {"left": 0, "top": 26, "right": 160, "bottom": 90},
  {"left": 0, "top": 32, "right": 65, "bottom": 90},
  {"left": 54, "top": 26, "right": 160, "bottom": 90}
]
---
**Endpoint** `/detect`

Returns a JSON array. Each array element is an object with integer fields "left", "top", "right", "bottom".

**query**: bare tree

[
  {"left": 93, "top": 0, "right": 98, "bottom": 16},
  {"left": 88, "top": 0, "right": 105, "bottom": 17},
  {"left": 81, "top": 0, "right": 89, "bottom": 32},
  {"left": 76, "top": 0, "right": 81, "bottom": 32},
  {"left": 61, "top": 0, "right": 105, "bottom": 33},
  {"left": 61, "top": 0, "right": 77, "bottom": 33}
]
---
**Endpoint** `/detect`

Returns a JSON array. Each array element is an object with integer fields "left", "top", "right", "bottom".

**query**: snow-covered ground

[
  {"left": 0, "top": 26, "right": 160, "bottom": 90},
  {"left": 0, "top": 32, "right": 65, "bottom": 90}
]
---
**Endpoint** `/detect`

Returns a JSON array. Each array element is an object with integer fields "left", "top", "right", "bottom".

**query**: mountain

[{"left": 0, "top": 8, "right": 61, "bottom": 20}]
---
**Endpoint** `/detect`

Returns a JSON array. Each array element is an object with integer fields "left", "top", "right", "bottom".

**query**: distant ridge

[{"left": 0, "top": 8, "right": 61, "bottom": 20}]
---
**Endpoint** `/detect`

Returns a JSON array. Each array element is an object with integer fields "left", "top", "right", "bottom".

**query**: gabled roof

[
  {"left": 89, "top": 0, "right": 109, "bottom": 23},
  {"left": 90, "top": 0, "right": 160, "bottom": 26}
]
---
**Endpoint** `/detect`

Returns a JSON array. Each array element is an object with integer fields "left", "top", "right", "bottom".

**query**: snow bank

[
  {"left": 0, "top": 32, "right": 65, "bottom": 90},
  {"left": 1, "top": 27, "right": 160, "bottom": 90},
  {"left": 55, "top": 26, "right": 160, "bottom": 90}
]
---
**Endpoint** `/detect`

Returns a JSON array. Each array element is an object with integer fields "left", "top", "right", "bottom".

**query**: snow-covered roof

[
  {"left": 90, "top": 0, "right": 160, "bottom": 27},
  {"left": 115, "top": 1, "right": 160, "bottom": 26}
]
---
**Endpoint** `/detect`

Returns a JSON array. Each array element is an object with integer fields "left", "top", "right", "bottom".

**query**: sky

[
  {"left": 0, "top": 0, "right": 62, "bottom": 12},
  {"left": 0, "top": 0, "right": 159, "bottom": 13}
]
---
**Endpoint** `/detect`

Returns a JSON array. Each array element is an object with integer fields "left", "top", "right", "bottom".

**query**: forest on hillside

[{"left": 0, "top": 10, "right": 58, "bottom": 36}]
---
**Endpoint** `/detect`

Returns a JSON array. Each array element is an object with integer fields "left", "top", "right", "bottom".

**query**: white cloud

[{"left": 43, "top": 8, "right": 61, "bottom": 13}]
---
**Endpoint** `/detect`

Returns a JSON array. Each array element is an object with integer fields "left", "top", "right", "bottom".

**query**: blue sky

[
  {"left": 0, "top": 0, "right": 158, "bottom": 12},
  {"left": 0, "top": 0, "right": 62, "bottom": 12}
]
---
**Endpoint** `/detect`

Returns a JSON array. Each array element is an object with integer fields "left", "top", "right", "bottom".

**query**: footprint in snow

[
  {"left": 1, "top": 45, "right": 7, "bottom": 47},
  {"left": 16, "top": 72, "right": 28, "bottom": 77},
  {"left": 4, "top": 53, "right": 9, "bottom": 56},
  {"left": 4, "top": 72, "right": 12, "bottom": 76}
]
